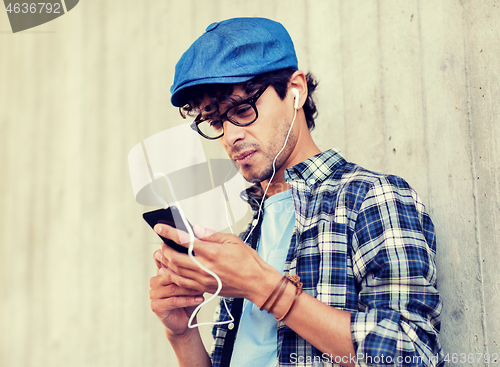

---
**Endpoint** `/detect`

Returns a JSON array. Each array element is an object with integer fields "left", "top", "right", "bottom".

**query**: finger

[
  {"left": 149, "top": 282, "right": 203, "bottom": 299},
  {"left": 151, "top": 295, "right": 204, "bottom": 313},
  {"left": 149, "top": 269, "right": 205, "bottom": 295},
  {"left": 159, "top": 232, "right": 230, "bottom": 274},
  {"left": 165, "top": 267, "right": 215, "bottom": 293},
  {"left": 161, "top": 242, "right": 202, "bottom": 272},
  {"left": 154, "top": 249, "right": 167, "bottom": 269},
  {"left": 162, "top": 259, "right": 216, "bottom": 289},
  {"left": 192, "top": 224, "right": 217, "bottom": 240},
  {"left": 154, "top": 266, "right": 209, "bottom": 290},
  {"left": 192, "top": 224, "right": 239, "bottom": 245},
  {"left": 161, "top": 246, "right": 220, "bottom": 288},
  {"left": 154, "top": 223, "right": 193, "bottom": 247},
  {"left": 197, "top": 229, "right": 242, "bottom": 246},
  {"left": 156, "top": 265, "right": 168, "bottom": 278},
  {"left": 153, "top": 267, "right": 178, "bottom": 286},
  {"left": 156, "top": 255, "right": 216, "bottom": 295},
  {"left": 155, "top": 243, "right": 170, "bottom": 269}
]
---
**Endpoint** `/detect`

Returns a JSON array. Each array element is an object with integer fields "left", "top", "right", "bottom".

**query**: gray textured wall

[{"left": 1, "top": 1, "right": 499, "bottom": 366}]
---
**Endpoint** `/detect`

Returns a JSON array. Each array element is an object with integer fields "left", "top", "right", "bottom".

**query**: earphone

[{"left": 291, "top": 88, "right": 299, "bottom": 109}]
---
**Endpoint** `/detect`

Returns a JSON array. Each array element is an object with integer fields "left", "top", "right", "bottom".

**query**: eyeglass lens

[{"left": 198, "top": 102, "right": 257, "bottom": 139}]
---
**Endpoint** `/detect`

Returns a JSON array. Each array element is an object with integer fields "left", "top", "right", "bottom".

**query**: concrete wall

[{"left": 1, "top": 1, "right": 498, "bottom": 366}]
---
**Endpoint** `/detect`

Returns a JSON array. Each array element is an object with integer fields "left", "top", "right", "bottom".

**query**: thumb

[
  {"left": 192, "top": 224, "right": 216, "bottom": 239},
  {"left": 194, "top": 224, "right": 241, "bottom": 245}
]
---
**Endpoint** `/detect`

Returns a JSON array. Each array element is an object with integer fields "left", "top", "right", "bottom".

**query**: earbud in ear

[{"left": 291, "top": 88, "right": 300, "bottom": 109}]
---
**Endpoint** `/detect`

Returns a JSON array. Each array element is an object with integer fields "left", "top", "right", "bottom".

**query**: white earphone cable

[{"left": 243, "top": 101, "right": 298, "bottom": 244}]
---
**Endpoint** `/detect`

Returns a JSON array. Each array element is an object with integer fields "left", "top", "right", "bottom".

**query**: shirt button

[
  {"left": 228, "top": 322, "right": 234, "bottom": 330},
  {"left": 252, "top": 218, "right": 259, "bottom": 226},
  {"left": 205, "top": 22, "right": 219, "bottom": 32},
  {"left": 309, "top": 178, "right": 316, "bottom": 185}
]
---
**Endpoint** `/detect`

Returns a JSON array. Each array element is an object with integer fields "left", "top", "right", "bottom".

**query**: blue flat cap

[{"left": 170, "top": 17, "right": 298, "bottom": 107}]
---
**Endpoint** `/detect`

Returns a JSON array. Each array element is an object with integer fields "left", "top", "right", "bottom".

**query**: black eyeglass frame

[{"left": 190, "top": 85, "right": 269, "bottom": 140}]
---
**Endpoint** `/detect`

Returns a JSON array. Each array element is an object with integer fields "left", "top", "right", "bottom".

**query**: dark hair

[{"left": 179, "top": 68, "right": 319, "bottom": 130}]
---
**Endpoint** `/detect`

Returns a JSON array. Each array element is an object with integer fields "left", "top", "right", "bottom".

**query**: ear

[{"left": 288, "top": 70, "right": 308, "bottom": 109}]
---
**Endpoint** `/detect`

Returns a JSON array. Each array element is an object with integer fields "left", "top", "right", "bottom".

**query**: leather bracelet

[
  {"left": 260, "top": 275, "right": 287, "bottom": 311},
  {"left": 267, "top": 277, "right": 289, "bottom": 314},
  {"left": 276, "top": 275, "right": 303, "bottom": 321}
]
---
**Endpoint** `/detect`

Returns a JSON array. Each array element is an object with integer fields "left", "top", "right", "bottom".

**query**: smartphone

[{"left": 143, "top": 206, "right": 194, "bottom": 254}]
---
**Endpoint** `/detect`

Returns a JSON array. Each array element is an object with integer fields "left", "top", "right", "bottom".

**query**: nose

[{"left": 221, "top": 120, "right": 246, "bottom": 147}]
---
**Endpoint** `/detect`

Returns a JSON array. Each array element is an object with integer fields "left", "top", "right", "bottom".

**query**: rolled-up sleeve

[{"left": 350, "top": 176, "right": 443, "bottom": 367}]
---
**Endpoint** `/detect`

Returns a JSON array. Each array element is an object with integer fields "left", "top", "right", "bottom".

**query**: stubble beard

[{"left": 242, "top": 125, "right": 295, "bottom": 185}]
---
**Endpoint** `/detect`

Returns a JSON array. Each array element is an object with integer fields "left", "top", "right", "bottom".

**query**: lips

[{"left": 233, "top": 150, "right": 256, "bottom": 164}]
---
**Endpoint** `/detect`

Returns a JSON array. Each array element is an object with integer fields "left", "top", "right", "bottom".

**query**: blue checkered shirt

[{"left": 210, "top": 149, "right": 443, "bottom": 367}]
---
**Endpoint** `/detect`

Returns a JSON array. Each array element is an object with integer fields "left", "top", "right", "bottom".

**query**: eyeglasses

[{"left": 190, "top": 85, "right": 268, "bottom": 140}]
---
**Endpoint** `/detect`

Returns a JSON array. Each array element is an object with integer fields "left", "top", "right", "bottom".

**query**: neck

[{"left": 260, "top": 121, "right": 321, "bottom": 197}]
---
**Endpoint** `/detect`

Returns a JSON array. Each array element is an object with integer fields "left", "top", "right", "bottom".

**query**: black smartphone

[{"left": 143, "top": 206, "right": 194, "bottom": 254}]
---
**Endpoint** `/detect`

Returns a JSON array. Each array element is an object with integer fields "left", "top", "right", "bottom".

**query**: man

[{"left": 149, "top": 17, "right": 443, "bottom": 367}]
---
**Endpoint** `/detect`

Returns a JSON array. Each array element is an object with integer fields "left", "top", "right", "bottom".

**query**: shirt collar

[
  {"left": 284, "top": 148, "right": 346, "bottom": 188},
  {"left": 241, "top": 149, "right": 346, "bottom": 210}
]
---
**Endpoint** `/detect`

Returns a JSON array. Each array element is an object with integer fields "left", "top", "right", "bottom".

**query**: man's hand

[
  {"left": 153, "top": 223, "right": 356, "bottom": 367},
  {"left": 154, "top": 223, "right": 279, "bottom": 308},
  {"left": 149, "top": 247, "right": 205, "bottom": 337}
]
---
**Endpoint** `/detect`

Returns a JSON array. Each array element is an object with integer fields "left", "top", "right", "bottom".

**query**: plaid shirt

[{"left": 210, "top": 149, "right": 443, "bottom": 367}]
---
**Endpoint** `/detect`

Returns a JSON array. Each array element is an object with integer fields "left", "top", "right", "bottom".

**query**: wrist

[
  {"left": 165, "top": 324, "right": 211, "bottom": 367},
  {"left": 254, "top": 273, "right": 302, "bottom": 321},
  {"left": 272, "top": 276, "right": 302, "bottom": 321},
  {"left": 165, "top": 325, "right": 198, "bottom": 345},
  {"left": 246, "top": 266, "right": 283, "bottom": 308}
]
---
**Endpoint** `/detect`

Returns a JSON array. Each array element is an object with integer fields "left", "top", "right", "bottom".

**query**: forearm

[
  {"left": 166, "top": 327, "right": 211, "bottom": 367},
  {"left": 251, "top": 270, "right": 356, "bottom": 367}
]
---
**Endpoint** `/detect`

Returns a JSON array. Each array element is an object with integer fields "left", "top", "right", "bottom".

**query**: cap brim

[{"left": 170, "top": 75, "right": 255, "bottom": 107}]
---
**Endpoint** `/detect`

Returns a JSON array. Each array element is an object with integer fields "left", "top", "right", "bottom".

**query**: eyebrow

[
  {"left": 226, "top": 86, "right": 263, "bottom": 106},
  {"left": 221, "top": 92, "right": 248, "bottom": 106},
  {"left": 197, "top": 86, "right": 262, "bottom": 120},
  {"left": 218, "top": 91, "right": 253, "bottom": 115}
]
